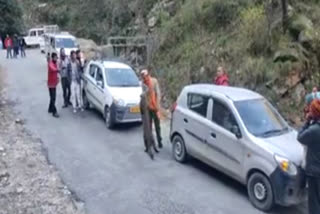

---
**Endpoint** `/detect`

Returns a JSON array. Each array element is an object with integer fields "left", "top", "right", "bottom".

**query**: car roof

[
  {"left": 102, "top": 61, "right": 132, "bottom": 69},
  {"left": 184, "top": 84, "right": 262, "bottom": 102},
  {"left": 45, "top": 34, "right": 75, "bottom": 39}
]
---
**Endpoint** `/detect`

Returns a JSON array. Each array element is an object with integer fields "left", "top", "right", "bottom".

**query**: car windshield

[
  {"left": 105, "top": 68, "right": 140, "bottom": 87},
  {"left": 234, "top": 99, "right": 289, "bottom": 137},
  {"left": 56, "top": 38, "right": 76, "bottom": 48}
]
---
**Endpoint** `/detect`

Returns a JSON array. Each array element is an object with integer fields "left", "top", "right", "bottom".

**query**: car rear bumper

[
  {"left": 112, "top": 104, "right": 141, "bottom": 123},
  {"left": 270, "top": 167, "right": 307, "bottom": 206}
]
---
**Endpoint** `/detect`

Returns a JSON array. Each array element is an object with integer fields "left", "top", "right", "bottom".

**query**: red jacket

[
  {"left": 4, "top": 37, "right": 13, "bottom": 48},
  {"left": 214, "top": 74, "right": 229, "bottom": 86},
  {"left": 48, "top": 61, "right": 59, "bottom": 88}
]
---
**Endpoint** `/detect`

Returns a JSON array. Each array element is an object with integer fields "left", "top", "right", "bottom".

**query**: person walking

[
  {"left": 47, "top": 52, "right": 60, "bottom": 118},
  {"left": 214, "top": 66, "right": 229, "bottom": 86},
  {"left": 13, "top": 34, "right": 19, "bottom": 58},
  {"left": 140, "top": 85, "right": 159, "bottom": 160},
  {"left": 19, "top": 36, "right": 27, "bottom": 58},
  {"left": 68, "top": 51, "right": 83, "bottom": 113},
  {"left": 4, "top": 35, "right": 13, "bottom": 59},
  {"left": 59, "top": 48, "right": 71, "bottom": 108},
  {"left": 298, "top": 99, "right": 320, "bottom": 214},
  {"left": 141, "top": 68, "right": 163, "bottom": 149}
]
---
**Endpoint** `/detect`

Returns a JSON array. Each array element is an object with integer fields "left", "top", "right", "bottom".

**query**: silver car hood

[{"left": 258, "top": 130, "right": 304, "bottom": 166}]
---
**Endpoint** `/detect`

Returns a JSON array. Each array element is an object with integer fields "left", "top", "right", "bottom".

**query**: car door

[
  {"left": 84, "top": 64, "right": 98, "bottom": 107},
  {"left": 206, "top": 98, "right": 244, "bottom": 178},
  {"left": 93, "top": 66, "right": 105, "bottom": 112},
  {"left": 182, "top": 93, "right": 212, "bottom": 161},
  {"left": 29, "top": 30, "right": 37, "bottom": 46}
]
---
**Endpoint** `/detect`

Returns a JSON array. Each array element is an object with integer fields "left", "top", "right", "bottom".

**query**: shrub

[{"left": 239, "top": 5, "right": 269, "bottom": 56}]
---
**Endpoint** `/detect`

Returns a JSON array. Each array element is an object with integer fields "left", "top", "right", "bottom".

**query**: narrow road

[{"left": 0, "top": 49, "right": 307, "bottom": 214}]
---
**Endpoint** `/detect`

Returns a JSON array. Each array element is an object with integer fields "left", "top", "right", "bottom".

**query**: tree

[
  {"left": 281, "top": 0, "right": 288, "bottom": 33},
  {"left": 0, "top": 0, "right": 23, "bottom": 37}
]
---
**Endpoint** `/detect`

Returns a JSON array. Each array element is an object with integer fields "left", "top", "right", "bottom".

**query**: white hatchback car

[{"left": 83, "top": 60, "right": 142, "bottom": 128}]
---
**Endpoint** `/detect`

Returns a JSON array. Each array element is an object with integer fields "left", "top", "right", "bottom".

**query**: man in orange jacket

[{"left": 141, "top": 69, "right": 163, "bottom": 149}]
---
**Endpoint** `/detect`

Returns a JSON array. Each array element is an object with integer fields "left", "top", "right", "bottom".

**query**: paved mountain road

[{"left": 0, "top": 50, "right": 307, "bottom": 214}]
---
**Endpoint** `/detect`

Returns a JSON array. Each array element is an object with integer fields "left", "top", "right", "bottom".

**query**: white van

[{"left": 44, "top": 33, "right": 78, "bottom": 57}]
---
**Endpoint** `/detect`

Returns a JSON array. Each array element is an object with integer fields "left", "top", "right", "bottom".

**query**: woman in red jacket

[
  {"left": 214, "top": 66, "right": 229, "bottom": 86},
  {"left": 48, "top": 52, "right": 59, "bottom": 118}
]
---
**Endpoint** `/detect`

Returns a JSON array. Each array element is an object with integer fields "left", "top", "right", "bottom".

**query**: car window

[
  {"left": 38, "top": 30, "right": 44, "bottom": 36},
  {"left": 30, "top": 31, "right": 36, "bottom": 37},
  {"left": 212, "top": 99, "right": 238, "bottom": 133},
  {"left": 89, "top": 65, "right": 96, "bottom": 78},
  {"left": 96, "top": 67, "right": 104, "bottom": 87},
  {"left": 104, "top": 68, "right": 139, "bottom": 87},
  {"left": 187, "top": 94, "right": 209, "bottom": 117}
]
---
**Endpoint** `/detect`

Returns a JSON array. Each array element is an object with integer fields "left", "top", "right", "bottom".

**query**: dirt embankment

[{"left": 0, "top": 67, "right": 85, "bottom": 214}]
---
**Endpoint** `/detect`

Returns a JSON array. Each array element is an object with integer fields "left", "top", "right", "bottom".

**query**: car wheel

[
  {"left": 105, "top": 106, "right": 115, "bottom": 129},
  {"left": 247, "top": 172, "right": 275, "bottom": 212},
  {"left": 82, "top": 91, "right": 90, "bottom": 110},
  {"left": 172, "top": 135, "right": 187, "bottom": 163}
]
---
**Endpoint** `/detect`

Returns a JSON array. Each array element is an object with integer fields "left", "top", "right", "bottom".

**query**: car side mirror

[
  {"left": 231, "top": 125, "right": 242, "bottom": 139},
  {"left": 96, "top": 80, "right": 104, "bottom": 89}
]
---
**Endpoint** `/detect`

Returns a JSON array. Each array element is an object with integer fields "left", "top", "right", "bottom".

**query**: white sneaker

[
  {"left": 73, "top": 109, "right": 77, "bottom": 113},
  {"left": 81, "top": 108, "right": 84, "bottom": 112}
]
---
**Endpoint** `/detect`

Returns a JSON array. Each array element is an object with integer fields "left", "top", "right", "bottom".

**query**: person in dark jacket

[
  {"left": 19, "top": 37, "right": 27, "bottom": 58},
  {"left": 214, "top": 66, "right": 229, "bottom": 86},
  {"left": 68, "top": 51, "right": 83, "bottom": 113},
  {"left": 298, "top": 99, "right": 320, "bottom": 214},
  {"left": 13, "top": 34, "right": 19, "bottom": 58},
  {"left": 47, "top": 52, "right": 60, "bottom": 118},
  {"left": 140, "top": 85, "right": 159, "bottom": 160},
  {"left": 59, "top": 48, "right": 71, "bottom": 107}
]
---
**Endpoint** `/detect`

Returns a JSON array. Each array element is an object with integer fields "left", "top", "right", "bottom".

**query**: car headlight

[
  {"left": 274, "top": 154, "right": 298, "bottom": 176},
  {"left": 113, "top": 97, "right": 125, "bottom": 106}
]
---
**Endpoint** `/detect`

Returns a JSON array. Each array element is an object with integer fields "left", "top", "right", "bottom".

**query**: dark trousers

[
  {"left": 20, "top": 47, "right": 26, "bottom": 57},
  {"left": 48, "top": 88, "right": 57, "bottom": 114},
  {"left": 61, "top": 77, "right": 71, "bottom": 105},
  {"left": 6, "top": 47, "right": 12, "bottom": 58},
  {"left": 13, "top": 47, "right": 19, "bottom": 58},
  {"left": 308, "top": 176, "right": 320, "bottom": 214},
  {"left": 149, "top": 110, "right": 162, "bottom": 145}
]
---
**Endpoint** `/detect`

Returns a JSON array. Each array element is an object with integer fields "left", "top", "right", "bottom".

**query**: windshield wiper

[{"left": 259, "top": 128, "right": 288, "bottom": 137}]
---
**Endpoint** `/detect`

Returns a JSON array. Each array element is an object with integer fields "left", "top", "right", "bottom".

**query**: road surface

[{"left": 0, "top": 50, "right": 307, "bottom": 214}]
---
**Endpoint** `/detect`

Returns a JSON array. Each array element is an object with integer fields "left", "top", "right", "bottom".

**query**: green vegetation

[{"left": 0, "top": 0, "right": 23, "bottom": 37}]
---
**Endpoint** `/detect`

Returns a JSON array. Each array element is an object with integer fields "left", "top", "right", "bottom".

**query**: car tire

[
  {"left": 247, "top": 172, "right": 275, "bottom": 212},
  {"left": 172, "top": 135, "right": 188, "bottom": 163},
  {"left": 82, "top": 91, "right": 90, "bottom": 110},
  {"left": 105, "top": 106, "right": 115, "bottom": 129}
]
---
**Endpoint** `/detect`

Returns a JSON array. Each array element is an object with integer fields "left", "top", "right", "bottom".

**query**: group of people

[
  {"left": 4, "top": 34, "right": 27, "bottom": 59},
  {"left": 47, "top": 49, "right": 86, "bottom": 118}
]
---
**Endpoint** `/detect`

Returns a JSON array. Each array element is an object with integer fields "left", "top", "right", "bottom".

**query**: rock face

[{"left": 76, "top": 38, "right": 99, "bottom": 60}]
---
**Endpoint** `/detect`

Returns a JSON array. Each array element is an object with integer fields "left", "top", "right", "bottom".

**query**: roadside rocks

[{"left": 0, "top": 98, "right": 85, "bottom": 214}]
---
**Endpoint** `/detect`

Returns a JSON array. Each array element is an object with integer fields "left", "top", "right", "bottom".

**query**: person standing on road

[
  {"left": 141, "top": 68, "right": 163, "bottom": 149},
  {"left": 68, "top": 51, "right": 83, "bottom": 113},
  {"left": 13, "top": 34, "right": 19, "bottom": 58},
  {"left": 214, "top": 66, "right": 229, "bottom": 86},
  {"left": 47, "top": 52, "right": 60, "bottom": 118},
  {"left": 298, "top": 99, "right": 320, "bottom": 214},
  {"left": 19, "top": 36, "right": 27, "bottom": 58},
  {"left": 140, "top": 85, "right": 159, "bottom": 160},
  {"left": 4, "top": 35, "right": 13, "bottom": 59},
  {"left": 76, "top": 50, "right": 86, "bottom": 107},
  {"left": 59, "top": 48, "right": 71, "bottom": 108}
]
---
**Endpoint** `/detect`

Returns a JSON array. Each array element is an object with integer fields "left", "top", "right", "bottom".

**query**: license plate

[{"left": 130, "top": 106, "right": 140, "bottom": 113}]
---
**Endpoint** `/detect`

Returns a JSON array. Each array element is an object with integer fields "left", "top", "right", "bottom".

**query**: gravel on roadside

[{"left": 0, "top": 96, "right": 85, "bottom": 214}]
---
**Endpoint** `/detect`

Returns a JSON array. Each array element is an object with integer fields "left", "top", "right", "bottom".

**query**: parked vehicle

[
  {"left": 24, "top": 28, "right": 45, "bottom": 48},
  {"left": 44, "top": 32, "right": 78, "bottom": 57},
  {"left": 40, "top": 25, "right": 60, "bottom": 53},
  {"left": 83, "top": 60, "right": 142, "bottom": 128},
  {"left": 170, "top": 84, "right": 307, "bottom": 211}
]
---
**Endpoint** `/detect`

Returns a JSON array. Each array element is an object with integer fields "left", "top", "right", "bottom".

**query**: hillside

[{"left": 20, "top": 0, "right": 320, "bottom": 124}]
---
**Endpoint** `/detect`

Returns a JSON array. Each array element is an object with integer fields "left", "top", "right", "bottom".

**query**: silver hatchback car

[{"left": 170, "top": 84, "right": 307, "bottom": 211}]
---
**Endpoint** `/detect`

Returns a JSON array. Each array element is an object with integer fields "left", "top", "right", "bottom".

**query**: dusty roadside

[{"left": 0, "top": 67, "right": 85, "bottom": 214}]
